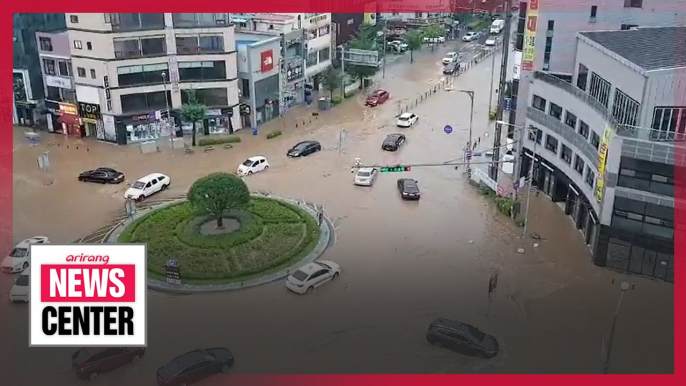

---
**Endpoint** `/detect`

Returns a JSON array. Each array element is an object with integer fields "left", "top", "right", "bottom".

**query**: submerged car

[
  {"left": 237, "top": 156, "right": 270, "bottom": 176},
  {"left": 156, "top": 348, "right": 234, "bottom": 386},
  {"left": 78, "top": 167, "right": 125, "bottom": 184},
  {"left": 426, "top": 318, "right": 499, "bottom": 358},
  {"left": 365, "top": 89, "right": 389, "bottom": 106},
  {"left": 286, "top": 261, "right": 341, "bottom": 294},
  {"left": 443, "top": 61, "right": 460, "bottom": 75},
  {"left": 9, "top": 268, "right": 29, "bottom": 302},
  {"left": 123, "top": 173, "right": 170, "bottom": 201},
  {"left": 396, "top": 113, "right": 418, "bottom": 128},
  {"left": 442, "top": 52, "right": 458, "bottom": 65},
  {"left": 382, "top": 134, "right": 406, "bottom": 151},
  {"left": 287, "top": 141, "right": 321, "bottom": 157},
  {"left": 462, "top": 31, "right": 479, "bottom": 42},
  {"left": 72, "top": 347, "right": 146, "bottom": 380},
  {"left": 354, "top": 168, "right": 379, "bottom": 186},
  {"left": 1, "top": 236, "right": 49, "bottom": 273},
  {"left": 397, "top": 178, "right": 420, "bottom": 200}
]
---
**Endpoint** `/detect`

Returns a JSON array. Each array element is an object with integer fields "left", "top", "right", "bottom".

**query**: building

[
  {"left": 35, "top": 30, "right": 82, "bottom": 136},
  {"left": 299, "top": 13, "right": 333, "bottom": 88},
  {"left": 519, "top": 26, "right": 685, "bottom": 282},
  {"left": 511, "top": 1, "right": 686, "bottom": 162},
  {"left": 332, "top": 13, "right": 365, "bottom": 47},
  {"left": 13, "top": 13, "right": 67, "bottom": 125},
  {"left": 66, "top": 13, "right": 240, "bottom": 145}
]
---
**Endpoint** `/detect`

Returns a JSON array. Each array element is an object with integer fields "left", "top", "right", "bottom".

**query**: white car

[
  {"left": 124, "top": 173, "right": 170, "bottom": 201},
  {"left": 391, "top": 40, "right": 408, "bottom": 50},
  {"left": 442, "top": 52, "right": 458, "bottom": 65},
  {"left": 397, "top": 113, "right": 419, "bottom": 127},
  {"left": 423, "top": 36, "right": 446, "bottom": 44},
  {"left": 237, "top": 156, "right": 270, "bottom": 176},
  {"left": 354, "top": 168, "right": 379, "bottom": 186},
  {"left": 1, "top": 236, "right": 49, "bottom": 274},
  {"left": 485, "top": 37, "right": 497, "bottom": 46},
  {"left": 286, "top": 260, "right": 341, "bottom": 295},
  {"left": 462, "top": 32, "right": 479, "bottom": 42},
  {"left": 9, "top": 268, "right": 29, "bottom": 302}
]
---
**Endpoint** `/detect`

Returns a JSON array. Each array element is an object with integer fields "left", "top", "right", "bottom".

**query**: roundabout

[{"left": 110, "top": 193, "right": 331, "bottom": 292}]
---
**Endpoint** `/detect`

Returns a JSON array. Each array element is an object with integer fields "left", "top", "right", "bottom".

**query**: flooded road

[{"left": 4, "top": 36, "right": 673, "bottom": 383}]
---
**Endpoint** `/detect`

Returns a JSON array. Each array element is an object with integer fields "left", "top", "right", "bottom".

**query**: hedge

[
  {"left": 266, "top": 130, "right": 282, "bottom": 139},
  {"left": 197, "top": 135, "right": 242, "bottom": 146}
]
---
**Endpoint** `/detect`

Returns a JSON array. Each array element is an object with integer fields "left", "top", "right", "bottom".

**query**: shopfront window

[
  {"left": 120, "top": 91, "right": 171, "bottom": 114},
  {"left": 126, "top": 120, "right": 171, "bottom": 143},
  {"left": 207, "top": 116, "right": 231, "bottom": 134},
  {"left": 178, "top": 61, "right": 226, "bottom": 81},
  {"left": 118, "top": 63, "right": 169, "bottom": 87},
  {"left": 182, "top": 88, "right": 228, "bottom": 107}
]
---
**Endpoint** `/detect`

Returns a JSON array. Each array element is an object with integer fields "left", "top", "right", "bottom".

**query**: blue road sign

[
  {"left": 444, "top": 125, "right": 453, "bottom": 134},
  {"left": 504, "top": 98, "right": 511, "bottom": 111}
]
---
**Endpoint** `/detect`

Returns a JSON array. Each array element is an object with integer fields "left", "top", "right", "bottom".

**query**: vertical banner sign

[
  {"left": 29, "top": 244, "right": 147, "bottom": 347},
  {"left": 261, "top": 50, "right": 274, "bottom": 73},
  {"left": 595, "top": 126, "right": 612, "bottom": 202},
  {"left": 522, "top": 0, "right": 540, "bottom": 71}
]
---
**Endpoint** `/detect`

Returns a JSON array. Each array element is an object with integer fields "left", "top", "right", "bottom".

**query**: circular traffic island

[{"left": 117, "top": 196, "right": 322, "bottom": 287}]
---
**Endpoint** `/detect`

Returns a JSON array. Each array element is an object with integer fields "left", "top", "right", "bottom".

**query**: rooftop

[{"left": 580, "top": 26, "right": 686, "bottom": 71}]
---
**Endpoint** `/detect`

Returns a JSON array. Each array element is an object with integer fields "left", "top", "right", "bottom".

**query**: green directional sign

[{"left": 380, "top": 166, "right": 412, "bottom": 173}]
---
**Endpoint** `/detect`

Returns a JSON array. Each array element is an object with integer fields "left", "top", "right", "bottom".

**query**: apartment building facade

[
  {"left": 66, "top": 13, "right": 240, "bottom": 145},
  {"left": 519, "top": 26, "right": 684, "bottom": 282}
]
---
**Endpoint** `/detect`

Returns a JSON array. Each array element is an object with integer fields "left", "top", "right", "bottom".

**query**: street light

[
  {"left": 496, "top": 120, "right": 535, "bottom": 236},
  {"left": 603, "top": 282, "right": 631, "bottom": 374},
  {"left": 457, "top": 90, "right": 475, "bottom": 177}
]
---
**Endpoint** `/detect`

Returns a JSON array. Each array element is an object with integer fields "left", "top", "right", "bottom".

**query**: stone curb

[{"left": 106, "top": 193, "right": 334, "bottom": 294}]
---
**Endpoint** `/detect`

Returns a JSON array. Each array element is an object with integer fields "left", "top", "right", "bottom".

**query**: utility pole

[
  {"left": 382, "top": 18, "right": 387, "bottom": 79},
  {"left": 458, "top": 90, "right": 475, "bottom": 177},
  {"left": 490, "top": 0, "right": 513, "bottom": 182},
  {"left": 487, "top": 41, "right": 497, "bottom": 113},
  {"left": 340, "top": 46, "right": 345, "bottom": 99},
  {"left": 522, "top": 125, "right": 537, "bottom": 237},
  {"left": 603, "top": 282, "right": 631, "bottom": 374}
]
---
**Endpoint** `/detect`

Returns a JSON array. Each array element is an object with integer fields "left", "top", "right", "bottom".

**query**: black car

[
  {"left": 382, "top": 134, "right": 406, "bottom": 151},
  {"left": 287, "top": 140, "right": 321, "bottom": 157},
  {"left": 78, "top": 168, "right": 125, "bottom": 184},
  {"left": 397, "top": 178, "right": 420, "bottom": 200},
  {"left": 426, "top": 318, "right": 499, "bottom": 358},
  {"left": 156, "top": 348, "right": 234, "bottom": 386},
  {"left": 443, "top": 61, "right": 460, "bottom": 75}
]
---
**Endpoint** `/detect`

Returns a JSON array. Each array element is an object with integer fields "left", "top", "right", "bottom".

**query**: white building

[
  {"left": 274, "top": 13, "right": 332, "bottom": 85},
  {"left": 66, "top": 13, "right": 240, "bottom": 145}
]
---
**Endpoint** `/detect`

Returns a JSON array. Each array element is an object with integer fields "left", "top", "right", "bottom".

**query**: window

[
  {"left": 574, "top": 155, "right": 584, "bottom": 175},
  {"left": 46, "top": 86, "right": 61, "bottom": 101},
  {"left": 578, "top": 121, "right": 590, "bottom": 139},
  {"left": 118, "top": 63, "right": 169, "bottom": 87},
  {"left": 114, "top": 37, "right": 165, "bottom": 58},
  {"left": 73, "top": 40, "right": 83, "bottom": 49},
  {"left": 624, "top": 0, "right": 642, "bottom": 8},
  {"left": 621, "top": 24, "right": 639, "bottom": 30},
  {"left": 549, "top": 103, "right": 562, "bottom": 120},
  {"left": 70, "top": 15, "right": 79, "bottom": 23},
  {"left": 532, "top": 95, "right": 547, "bottom": 111},
  {"left": 589, "top": 72, "right": 611, "bottom": 107},
  {"left": 86, "top": 42, "right": 92, "bottom": 50},
  {"left": 90, "top": 69, "right": 96, "bottom": 79},
  {"left": 178, "top": 61, "right": 226, "bottom": 81},
  {"left": 563, "top": 111, "right": 577, "bottom": 129},
  {"left": 547, "top": 20, "right": 555, "bottom": 31},
  {"left": 111, "top": 13, "right": 165, "bottom": 31},
  {"left": 43, "top": 59, "right": 56, "bottom": 75},
  {"left": 590, "top": 131, "right": 600, "bottom": 149},
  {"left": 528, "top": 126, "right": 542, "bottom": 144},
  {"left": 590, "top": 6, "right": 598, "bottom": 18},
  {"left": 561, "top": 144, "right": 572, "bottom": 164},
  {"left": 141, "top": 37, "right": 166, "bottom": 56},
  {"left": 199, "top": 36, "right": 223, "bottom": 52},
  {"left": 58, "top": 61, "right": 70, "bottom": 77},
  {"left": 617, "top": 157, "right": 674, "bottom": 196},
  {"left": 39, "top": 37, "right": 53, "bottom": 51},
  {"left": 104, "top": 13, "right": 111, "bottom": 23},
  {"left": 318, "top": 47, "right": 330, "bottom": 63},
  {"left": 77, "top": 67, "right": 86, "bottom": 77},
  {"left": 181, "top": 88, "right": 228, "bottom": 106},
  {"left": 120, "top": 91, "right": 171, "bottom": 113},
  {"left": 545, "top": 134, "right": 558, "bottom": 154},
  {"left": 307, "top": 51, "right": 317, "bottom": 67},
  {"left": 612, "top": 88, "right": 640, "bottom": 127},
  {"left": 172, "top": 13, "right": 227, "bottom": 27},
  {"left": 585, "top": 166, "right": 595, "bottom": 187},
  {"left": 650, "top": 107, "right": 686, "bottom": 141},
  {"left": 543, "top": 36, "right": 553, "bottom": 69},
  {"left": 176, "top": 35, "right": 223, "bottom": 54},
  {"left": 576, "top": 63, "right": 588, "bottom": 91}
]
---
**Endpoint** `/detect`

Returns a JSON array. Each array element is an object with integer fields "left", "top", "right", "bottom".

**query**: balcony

[
  {"left": 110, "top": 13, "right": 165, "bottom": 32},
  {"left": 173, "top": 13, "right": 229, "bottom": 28},
  {"left": 533, "top": 71, "right": 637, "bottom": 138},
  {"left": 176, "top": 35, "right": 225, "bottom": 55}
]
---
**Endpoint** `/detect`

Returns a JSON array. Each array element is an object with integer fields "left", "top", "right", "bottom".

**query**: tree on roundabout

[{"left": 187, "top": 172, "right": 251, "bottom": 229}]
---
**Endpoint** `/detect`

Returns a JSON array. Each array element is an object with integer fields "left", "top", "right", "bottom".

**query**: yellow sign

[
  {"left": 59, "top": 103, "right": 78, "bottom": 116},
  {"left": 595, "top": 126, "right": 612, "bottom": 202},
  {"left": 521, "top": 0, "right": 540, "bottom": 71}
]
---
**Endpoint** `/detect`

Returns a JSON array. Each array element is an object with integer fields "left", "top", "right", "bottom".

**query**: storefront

[
  {"left": 57, "top": 103, "right": 82, "bottom": 137},
  {"left": 114, "top": 111, "right": 179, "bottom": 145},
  {"left": 15, "top": 100, "right": 38, "bottom": 127},
  {"left": 78, "top": 101, "right": 102, "bottom": 138},
  {"left": 202, "top": 108, "right": 235, "bottom": 135},
  {"left": 239, "top": 104, "right": 251, "bottom": 129}
]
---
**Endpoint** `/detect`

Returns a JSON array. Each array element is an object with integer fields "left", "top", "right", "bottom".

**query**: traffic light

[{"left": 380, "top": 166, "right": 411, "bottom": 173}]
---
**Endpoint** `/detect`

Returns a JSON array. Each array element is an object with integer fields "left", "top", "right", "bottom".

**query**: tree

[
  {"left": 345, "top": 23, "right": 380, "bottom": 88},
  {"left": 421, "top": 24, "right": 444, "bottom": 51},
  {"left": 405, "top": 30, "right": 423, "bottom": 63},
  {"left": 187, "top": 173, "right": 251, "bottom": 228},
  {"left": 180, "top": 88, "right": 207, "bottom": 147},
  {"left": 321, "top": 67, "right": 342, "bottom": 98}
]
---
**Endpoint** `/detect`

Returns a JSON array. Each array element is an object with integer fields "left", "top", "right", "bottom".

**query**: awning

[{"left": 58, "top": 114, "right": 80, "bottom": 125}]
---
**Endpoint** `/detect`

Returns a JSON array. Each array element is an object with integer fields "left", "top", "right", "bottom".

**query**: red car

[
  {"left": 72, "top": 347, "right": 145, "bottom": 380},
  {"left": 365, "top": 89, "right": 389, "bottom": 106}
]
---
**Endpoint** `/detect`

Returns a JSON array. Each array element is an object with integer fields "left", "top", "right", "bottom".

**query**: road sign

[
  {"left": 380, "top": 166, "right": 411, "bottom": 173},
  {"left": 466, "top": 150, "right": 472, "bottom": 160},
  {"left": 444, "top": 125, "right": 453, "bottom": 134},
  {"left": 504, "top": 98, "right": 511, "bottom": 111},
  {"left": 342, "top": 49, "right": 380, "bottom": 67}
]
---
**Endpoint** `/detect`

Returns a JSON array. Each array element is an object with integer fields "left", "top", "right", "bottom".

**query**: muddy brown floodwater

[{"left": 3, "top": 37, "right": 673, "bottom": 384}]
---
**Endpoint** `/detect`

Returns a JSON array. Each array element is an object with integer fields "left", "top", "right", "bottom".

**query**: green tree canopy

[
  {"left": 346, "top": 23, "right": 380, "bottom": 88},
  {"left": 321, "top": 67, "right": 342, "bottom": 98},
  {"left": 187, "top": 172, "right": 250, "bottom": 228},
  {"left": 405, "top": 30, "right": 423, "bottom": 63},
  {"left": 180, "top": 88, "right": 207, "bottom": 147}
]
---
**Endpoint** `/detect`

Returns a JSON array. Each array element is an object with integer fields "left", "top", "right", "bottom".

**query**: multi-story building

[
  {"left": 13, "top": 13, "right": 66, "bottom": 125},
  {"left": 66, "top": 13, "right": 240, "bottom": 145},
  {"left": 332, "top": 13, "right": 365, "bottom": 47},
  {"left": 519, "top": 26, "right": 685, "bottom": 283},
  {"left": 298, "top": 13, "right": 333, "bottom": 87}
]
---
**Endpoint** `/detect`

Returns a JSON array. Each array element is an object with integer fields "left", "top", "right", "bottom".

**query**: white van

[
  {"left": 10, "top": 268, "right": 29, "bottom": 302},
  {"left": 490, "top": 19, "right": 505, "bottom": 34}
]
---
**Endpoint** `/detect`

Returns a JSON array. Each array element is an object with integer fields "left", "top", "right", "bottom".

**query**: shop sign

[
  {"left": 286, "top": 64, "right": 303, "bottom": 82},
  {"left": 78, "top": 102, "right": 101, "bottom": 122},
  {"left": 103, "top": 76, "right": 112, "bottom": 112},
  {"left": 240, "top": 104, "right": 251, "bottom": 116},
  {"left": 206, "top": 109, "right": 222, "bottom": 116},
  {"left": 45, "top": 75, "right": 72, "bottom": 90},
  {"left": 595, "top": 125, "right": 612, "bottom": 202},
  {"left": 131, "top": 113, "right": 156, "bottom": 122},
  {"left": 59, "top": 103, "right": 78, "bottom": 116},
  {"left": 261, "top": 50, "right": 274, "bottom": 73},
  {"left": 521, "top": 0, "right": 539, "bottom": 71}
]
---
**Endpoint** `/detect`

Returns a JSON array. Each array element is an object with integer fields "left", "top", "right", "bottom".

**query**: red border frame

[{"left": 6, "top": 1, "right": 681, "bottom": 382}]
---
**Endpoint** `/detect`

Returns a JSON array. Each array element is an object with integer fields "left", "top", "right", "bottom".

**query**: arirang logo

[{"left": 30, "top": 245, "right": 147, "bottom": 347}]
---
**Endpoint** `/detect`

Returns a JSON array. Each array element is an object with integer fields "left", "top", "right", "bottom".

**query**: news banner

[{"left": 29, "top": 244, "right": 147, "bottom": 347}]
